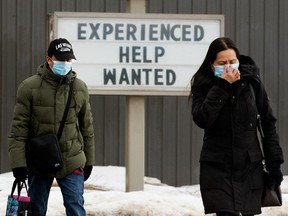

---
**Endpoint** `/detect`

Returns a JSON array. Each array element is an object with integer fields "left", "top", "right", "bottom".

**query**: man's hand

[
  {"left": 12, "top": 167, "right": 27, "bottom": 181},
  {"left": 84, "top": 165, "right": 93, "bottom": 181}
]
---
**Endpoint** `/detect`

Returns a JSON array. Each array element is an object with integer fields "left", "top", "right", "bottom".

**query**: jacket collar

[
  {"left": 239, "top": 55, "right": 261, "bottom": 83},
  {"left": 37, "top": 62, "right": 76, "bottom": 85}
]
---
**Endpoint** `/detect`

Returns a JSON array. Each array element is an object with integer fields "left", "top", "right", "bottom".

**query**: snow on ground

[{"left": 0, "top": 166, "right": 287, "bottom": 215}]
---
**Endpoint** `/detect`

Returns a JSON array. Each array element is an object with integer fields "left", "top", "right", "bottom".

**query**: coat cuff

[{"left": 216, "top": 78, "right": 231, "bottom": 92}]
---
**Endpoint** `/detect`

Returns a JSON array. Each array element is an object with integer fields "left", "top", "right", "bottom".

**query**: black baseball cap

[{"left": 47, "top": 38, "right": 76, "bottom": 61}]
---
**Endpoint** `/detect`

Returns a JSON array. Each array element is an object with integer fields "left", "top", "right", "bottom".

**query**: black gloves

[
  {"left": 266, "top": 163, "right": 283, "bottom": 190},
  {"left": 12, "top": 167, "right": 27, "bottom": 181},
  {"left": 84, "top": 165, "right": 93, "bottom": 181}
]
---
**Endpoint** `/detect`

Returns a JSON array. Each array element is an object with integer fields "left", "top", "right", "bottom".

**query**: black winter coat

[{"left": 192, "top": 55, "right": 283, "bottom": 215}]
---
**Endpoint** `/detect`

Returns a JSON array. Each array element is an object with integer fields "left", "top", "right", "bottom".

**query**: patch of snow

[{"left": 0, "top": 166, "right": 287, "bottom": 216}]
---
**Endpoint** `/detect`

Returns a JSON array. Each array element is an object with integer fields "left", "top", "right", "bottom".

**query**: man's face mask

[
  {"left": 213, "top": 63, "right": 239, "bottom": 77},
  {"left": 52, "top": 60, "right": 72, "bottom": 76}
]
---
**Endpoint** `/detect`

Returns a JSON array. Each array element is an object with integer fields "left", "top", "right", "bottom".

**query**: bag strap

[
  {"left": 10, "top": 179, "right": 18, "bottom": 196},
  {"left": 249, "top": 83, "right": 264, "bottom": 139},
  {"left": 249, "top": 83, "right": 268, "bottom": 173},
  {"left": 10, "top": 179, "right": 28, "bottom": 198},
  {"left": 57, "top": 81, "right": 74, "bottom": 140}
]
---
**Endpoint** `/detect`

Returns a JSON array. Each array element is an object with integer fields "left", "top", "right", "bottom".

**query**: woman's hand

[{"left": 221, "top": 64, "right": 241, "bottom": 83}]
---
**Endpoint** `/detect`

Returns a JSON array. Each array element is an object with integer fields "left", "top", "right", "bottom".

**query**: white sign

[{"left": 49, "top": 12, "right": 224, "bottom": 95}]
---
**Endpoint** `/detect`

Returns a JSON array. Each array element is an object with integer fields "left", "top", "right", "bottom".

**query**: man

[{"left": 8, "top": 38, "right": 95, "bottom": 216}]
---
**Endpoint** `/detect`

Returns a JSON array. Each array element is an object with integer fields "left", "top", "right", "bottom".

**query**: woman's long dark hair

[{"left": 189, "top": 37, "right": 240, "bottom": 97}]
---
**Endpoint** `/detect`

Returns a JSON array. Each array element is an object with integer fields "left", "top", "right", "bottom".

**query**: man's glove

[
  {"left": 266, "top": 163, "right": 283, "bottom": 190},
  {"left": 12, "top": 167, "right": 27, "bottom": 181},
  {"left": 84, "top": 165, "right": 93, "bottom": 181}
]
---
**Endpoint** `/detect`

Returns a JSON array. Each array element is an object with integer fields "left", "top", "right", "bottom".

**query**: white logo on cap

[
  {"left": 60, "top": 47, "right": 71, "bottom": 52},
  {"left": 55, "top": 43, "right": 72, "bottom": 52}
]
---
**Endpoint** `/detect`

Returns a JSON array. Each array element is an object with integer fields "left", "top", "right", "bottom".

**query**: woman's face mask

[
  {"left": 213, "top": 63, "right": 239, "bottom": 77},
  {"left": 52, "top": 60, "right": 72, "bottom": 76}
]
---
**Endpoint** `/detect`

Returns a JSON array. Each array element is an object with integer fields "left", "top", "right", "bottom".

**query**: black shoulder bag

[
  {"left": 27, "top": 82, "right": 73, "bottom": 172},
  {"left": 249, "top": 84, "right": 282, "bottom": 207}
]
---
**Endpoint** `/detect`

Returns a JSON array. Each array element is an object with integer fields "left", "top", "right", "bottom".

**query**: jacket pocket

[
  {"left": 200, "top": 151, "right": 227, "bottom": 189},
  {"left": 249, "top": 160, "right": 265, "bottom": 189},
  {"left": 248, "top": 150, "right": 263, "bottom": 163},
  {"left": 247, "top": 150, "right": 264, "bottom": 189},
  {"left": 200, "top": 151, "right": 226, "bottom": 163}
]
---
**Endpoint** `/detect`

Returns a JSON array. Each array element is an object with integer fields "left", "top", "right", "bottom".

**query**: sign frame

[{"left": 49, "top": 12, "right": 224, "bottom": 96}]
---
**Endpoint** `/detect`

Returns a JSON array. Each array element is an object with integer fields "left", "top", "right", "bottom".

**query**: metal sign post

[
  {"left": 125, "top": 95, "right": 145, "bottom": 191},
  {"left": 125, "top": 0, "right": 146, "bottom": 192}
]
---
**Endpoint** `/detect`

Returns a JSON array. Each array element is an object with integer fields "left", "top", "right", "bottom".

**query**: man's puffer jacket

[{"left": 8, "top": 62, "right": 95, "bottom": 178}]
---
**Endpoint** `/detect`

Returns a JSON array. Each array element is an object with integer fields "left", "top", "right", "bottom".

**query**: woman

[{"left": 190, "top": 37, "right": 284, "bottom": 216}]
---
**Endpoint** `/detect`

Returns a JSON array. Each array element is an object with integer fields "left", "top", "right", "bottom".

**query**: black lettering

[
  {"left": 149, "top": 24, "right": 158, "bottom": 41},
  {"left": 143, "top": 47, "right": 152, "bottom": 63},
  {"left": 142, "top": 68, "right": 152, "bottom": 85},
  {"left": 155, "top": 47, "right": 165, "bottom": 63},
  {"left": 171, "top": 25, "right": 181, "bottom": 41},
  {"left": 119, "top": 47, "right": 129, "bottom": 63},
  {"left": 89, "top": 23, "right": 100, "bottom": 39},
  {"left": 103, "top": 24, "right": 113, "bottom": 39},
  {"left": 160, "top": 24, "right": 170, "bottom": 40},
  {"left": 155, "top": 69, "right": 163, "bottom": 85},
  {"left": 78, "top": 23, "right": 87, "bottom": 40},
  {"left": 119, "top": 68, "right": 130, "bottom": 84},
  {"left": 132, "top": 46, "right": 141, "bottom": 63},
  {"left": 182, "top": 25, "right": 191, "bottom": 41},
  {"left": 141, "top": 24, "right": 145, "bottom": 41},
  {"left": 131, "top": 69, "right": 141, "bottom": 85},
  {"left": 166, "top": 69, "right": 176, "bottom": 85},
  {"left": 115, "top": 24, "right": 124, "bottom": 40},
  {"left": 194, "top": 25, "right": 204, "bottom": 41},
  {"left": 127, "top": 24, "right": 137, "bottom": 41},
  {"left": 104, "top": 69, "right": 116, "bottom": 84}
]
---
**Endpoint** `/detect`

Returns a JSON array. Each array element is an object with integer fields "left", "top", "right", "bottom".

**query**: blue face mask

[
  {"left": 52, "top": 61, "right": 72, "bottom": 76},
  {"left": 214, "top": 63, "right": 240, "bottom": 77}
]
